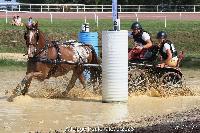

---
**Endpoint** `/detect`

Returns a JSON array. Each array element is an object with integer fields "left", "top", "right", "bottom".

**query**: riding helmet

[
  {"left": 157, "top": 31, "right": 167, "bottom": 39},
  {"left": 131, "top": 22, "right": 142, "bottom": 30}
]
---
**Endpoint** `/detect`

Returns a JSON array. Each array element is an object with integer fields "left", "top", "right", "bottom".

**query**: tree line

[{"left": 18, "top": 0, "right": 200, "bottom": 5}]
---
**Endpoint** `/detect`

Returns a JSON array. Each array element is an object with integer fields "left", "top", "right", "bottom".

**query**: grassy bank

[
  {"left": 0, "top": 19, "right": 200, "bottom": 57},
  {"left": 0, "top": 59, "right": 26, "bottom": 71},
  {"left": 0, "top": 19, "right": 200, "bottom": 56}
]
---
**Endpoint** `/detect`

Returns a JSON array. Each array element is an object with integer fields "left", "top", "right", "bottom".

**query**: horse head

[{"left": 24, "top": 21, "right": 41, "bottom": 57}]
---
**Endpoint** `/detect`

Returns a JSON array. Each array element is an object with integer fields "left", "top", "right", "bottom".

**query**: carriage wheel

[
  {"left": 128, "top": 66, "right": 148, "bottom": 93},
  {"left": 159, "top": 72, "right": 183, "bottom": 89}
]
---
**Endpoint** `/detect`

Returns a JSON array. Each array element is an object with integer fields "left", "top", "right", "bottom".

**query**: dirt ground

[
  {"left": 0, "top": 53, "right": 27, "bottom": 61},
  {"left": 1, "top": 53, "right": 200, "bottom": 132}
]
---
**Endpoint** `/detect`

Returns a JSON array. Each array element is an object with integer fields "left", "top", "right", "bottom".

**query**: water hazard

[{"left": 0, "top": 69, "right": 200, "bottom": 132}]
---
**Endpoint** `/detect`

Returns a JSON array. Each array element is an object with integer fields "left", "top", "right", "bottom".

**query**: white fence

[{"left": 1, "top": 3, "right": 200, "bottom": 12}]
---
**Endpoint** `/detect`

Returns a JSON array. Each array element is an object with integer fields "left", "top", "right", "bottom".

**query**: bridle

[
  {"left": 24, "top": 27, "right": 39, "bottom": 46},
  {"left": 24, "top": 27, "right": 43, "bottom": 58}
]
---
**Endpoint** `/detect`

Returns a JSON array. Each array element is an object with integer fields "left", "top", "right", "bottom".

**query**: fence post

[
  {"left": 138, "top": 5, "right": 141, "bottom": 12},
  {"left": 41, "top": 5, "right": 42, "bottom": 12},
  {"left": 19, "top": 4, "right": 20, "bottom": 11},
  {"left": 135, "top": 13, "right": 138, "bottom": 22},
  {"left": 50, "top": 13, "right": 52, "bottom": 24},
  {"left": 157, "top": 5, "right": 159, "bottom": 12},
  {"left": 84, "top": 16, "right": 86, "bottom": 23},
  {"left": 5, "top": 10, "right": 8, "bottom": 24},
  {"left": 29, "top": 4, "right": 31, "bottom": 12},
  {"left": 164, "top": 16, "right": 166, "bottom": 28}
]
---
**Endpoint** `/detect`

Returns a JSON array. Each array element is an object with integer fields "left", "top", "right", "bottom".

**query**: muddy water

[{"left": 0, "top": 69, "right": 200, "bottom": 132}]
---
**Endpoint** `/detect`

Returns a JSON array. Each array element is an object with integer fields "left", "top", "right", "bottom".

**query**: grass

[
  {"left": 0, "top": 19, "right": 200, "bottom": 56},
  {"left": 0, "top": 18, "right": 200, "bottom": 68},
  {"left": 0, "top": 59, "right": 26, "bottom": 71}
]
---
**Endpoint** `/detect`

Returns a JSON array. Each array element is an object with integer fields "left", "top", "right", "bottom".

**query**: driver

[
  {"left": 156, "top": 31, "right": 178, "bottom": 67},
  {"left": 128, "top": 22, "right": 153, "bottom": 60}
]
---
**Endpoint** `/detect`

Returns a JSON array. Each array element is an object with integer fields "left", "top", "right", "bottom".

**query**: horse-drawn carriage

[
  {"left": 7, "top": 22, "right": 185, "bottom": 101},
  {"left": 84, "top": 45, "right": 185, "bottom": 94},
  {"left": 128, "top": 47, "right": 185, "bottom": 93}
]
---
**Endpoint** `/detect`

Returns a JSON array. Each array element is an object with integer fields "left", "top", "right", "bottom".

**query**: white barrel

[{"left": 102, "top": 30, "right": 128, "bottom": 102}]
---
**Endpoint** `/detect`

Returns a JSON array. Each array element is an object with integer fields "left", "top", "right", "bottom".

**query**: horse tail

[
  {"left": 87, "top": 45, "right": 102, "bottom": 90},
  {"left": 88, "top": 45, "right": 98, "bottom": 63}
]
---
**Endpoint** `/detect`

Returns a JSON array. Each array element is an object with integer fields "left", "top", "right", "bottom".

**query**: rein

[{"left": 33, "top": 40, "right": 49, "bottom": 58}]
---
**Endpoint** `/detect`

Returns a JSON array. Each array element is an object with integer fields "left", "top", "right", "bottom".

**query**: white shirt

[
  {"left": 16, "top": 17, "right": 21, "bottom": 25},
  {"left": 141, "top": 32, "right": 151, "bottom": 41},
  {"left": 162, "top": 43, "right": 178, "bottom": 59},
  {"left": 128, "top": 31, "right": 150, "bottom": 47},
  {"left": 162, "top": 43, "right": 176, "bottom": 53}
]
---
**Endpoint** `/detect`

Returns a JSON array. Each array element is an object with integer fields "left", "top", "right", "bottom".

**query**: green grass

[
  {"left": 0, "top": 59, "right": 26, "bottom": 70},
  {"left": 0, "top": 59, "right": 26, "bottom": 66},
  {"left": 0, "top": 18, "right": 200, "bottom": 56}
]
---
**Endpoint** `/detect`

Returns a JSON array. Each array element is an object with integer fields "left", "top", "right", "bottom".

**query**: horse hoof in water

[
  {"left": 7, "top": 94, "right": 17, "bottom": 102},
  {"left": 61, "top": 90, "right": 69, "bottom": 97},
  {"left": 21, "top": 88, "right": 28, "bottom": 96},
  {"left": 7, "top": 84, "right": 25, "bottom": 102}
]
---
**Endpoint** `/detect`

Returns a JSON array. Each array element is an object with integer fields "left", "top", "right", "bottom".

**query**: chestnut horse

[{"left": 7, "top": 22, "right": 100, "bottom": 101}]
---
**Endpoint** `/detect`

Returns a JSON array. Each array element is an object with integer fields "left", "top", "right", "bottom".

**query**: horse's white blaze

[
  {"left": 28, "top": 45, "right": 34, "bottom": 57},
  {"left": 28, "top": 46, "right": 31, "bottom": 54},
  {"left": 29, "top": 31, "right": 34, "bottom": 43}
]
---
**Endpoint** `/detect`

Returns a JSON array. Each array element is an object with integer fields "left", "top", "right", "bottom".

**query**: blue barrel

[{"left": 78, "top": 32, "right": 99, "bottom": 56}]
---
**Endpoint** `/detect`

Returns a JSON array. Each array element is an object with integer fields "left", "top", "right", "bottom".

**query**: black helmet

[
  {"left": 131, "top": 22, "right": 142, "bottom": 30},
  {"left": 157, "top": 31, "right": 167, "bottom": 39}
]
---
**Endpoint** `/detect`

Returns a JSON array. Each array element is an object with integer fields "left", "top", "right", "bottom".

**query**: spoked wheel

[
  {"left": 159, "top": 72, "right": 183, "bottom": 89},
  {"left": 128, "top": 66, "right": 148, "bottom": 93}
]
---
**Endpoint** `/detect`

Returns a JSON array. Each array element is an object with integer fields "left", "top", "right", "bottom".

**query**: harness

[
  {"left": 25, "top": 28, "right": 90, "bottom": 65},
  {"left": 159, "top": 40, "right": 178, "bottom": 60},
  {"left": 24, "top": 27, "right": 95, "bottom": 79},
  {"left": 29, "top": 41, "right": 86, "bottom": 65}
]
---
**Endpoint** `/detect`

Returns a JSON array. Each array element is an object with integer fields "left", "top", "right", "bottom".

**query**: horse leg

[
  {"left": 7, "top": 72, "right": 43, "bottom": 102},
  {"left": 7, "top": 75, "right": 32, "bottom": 102},
  {"left": 62, "top": 70, "right": 79, "bottom": 96},
  {"left": 21, "top": 77, "right": 32, "bottom": 95},
  {"left": 78, "top": 73, "right": 86, "bottom": 89}
]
